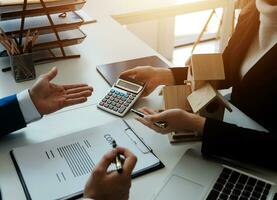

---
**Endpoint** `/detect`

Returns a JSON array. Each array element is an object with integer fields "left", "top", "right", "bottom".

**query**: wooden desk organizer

[{"left": 0, "top": 0, "right": 90, "bottom": 82}]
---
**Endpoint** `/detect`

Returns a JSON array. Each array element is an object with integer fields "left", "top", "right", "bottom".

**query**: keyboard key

[
  {"left": 229, "top": 172, "right": 240, "bottom": 184},
  {"left": 222, "top": 168, "right": 232, "bottom": 175},
  {"left": 107, "top": 100, "right": 112, "bottom": 104},
  {"left": 220, "top": 172, "right": 230, "bottom": 180},
  {"left": 119, "top": 106, "right": 126, "bottom": 113},
  {"left": 114, "top": 99, "right": 119, "bottom": 103},
  {"left": 99, "top": 102, "right": 104, "bottom": 106},
  {"left": 238, "top": 174, "right": 248, "bottom": 184},
  {"left": 129, "top": 96, "right": 135, "bottom": 100},
  {"left": 252, "top": 191, "right": 261, "bottom": 199},
  {"left": 213, "top": 183, "right": 224, "bottom": 191},
  {"left": 232, "top": 189, "right": 241, "bottom": 196},
  {"left": 219, "top": 192, "right": 228, "bottom": 200},
  {"left": 113, "top": 107, "right": 118, "bottom": 112},
  {"left": 112, "top": 102, "right": 116, "bottom": 106},
  {"left": 247, "top": 177, "right": 257, "bottom": 187},
  {"left": 234, "top": 183, "right": 244, "bottom": 190},
  {"left": 242, "top": 190, "right": 251, "bottom": 197},
  {"left": 223, "top": 187, "right": 232, "bottom": 195},
  {"left": 257, "top": 181, "right": 266, "bottom": 188},
  {"left": 206, "top": 190, "right": 220, "bottom": 200},
  {"left": 226, "top": 182, "right": 235, "bottom": 190},
  {"left": 254, "top": 185, "right": 263, "bottom": 193},
  {"left": 265, "top": 184, "right": 271, "bottom": 191},
  {"left": 102, "top": 99, "right": 107, "bottom": 102},
  {"left": 245, "top": 185, "right": 254, "bottom": 192},
  {"left": 108, "top": 92, "right": 113, "bottom": 96},
  {"left": 105, "top": 95, "right": 110, "bottom": 99},
  {"left": 261, "top": 195, "right": 267, "bottom": 200},
  {"left": 127, "top": 99, "right": 132, "bottom": 103},
  {"left": 121, "top": 97, "right": 127, "bottom": 101},
  {"left": 229, "top": 194, "right": 239, "bottom": 200},
  {"left": 112, "top": 94, "right": 117, "bottom": 98},
  {"left": 217, "top": 178, "right": 227, "bottom": 185},
  {"left": 116, "top": 103, "right": 121, "bottom": 108},
  {"left": 104, "top": 103, "right": 109, "bottom": 108}
]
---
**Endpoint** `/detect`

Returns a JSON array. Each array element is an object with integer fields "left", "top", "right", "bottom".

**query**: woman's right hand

[{"left": 120, "top": 66, "right": 175, "bottom": 97}]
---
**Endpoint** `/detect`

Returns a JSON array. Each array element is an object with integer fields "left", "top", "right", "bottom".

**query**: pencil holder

[{"left": 9, "top": 53, "right": 36, "bottom": 83}]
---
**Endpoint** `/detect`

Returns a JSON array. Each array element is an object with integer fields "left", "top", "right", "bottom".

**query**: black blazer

[
  {"left": 171, "top": 2, "right": 277, "bottom": 169},
  {"left": 0, "top": 95, "right": 26, "bottom": 137}
]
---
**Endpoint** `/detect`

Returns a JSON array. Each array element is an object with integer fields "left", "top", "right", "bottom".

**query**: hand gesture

[
  {"left": 120, "top": 66, "right": 175, "bottom": 97},
  {"left": 84, "top": 147, "right": 137, "bottom": 200},
  {"left": 135, "top": 107, "right": 205, "bottom": 134},
  {"left": 30, "top": 67, "right": 93, "bottom": 115}
]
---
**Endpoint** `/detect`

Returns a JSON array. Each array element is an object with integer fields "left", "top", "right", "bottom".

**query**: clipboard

[{"left": 10, "top": 119, "right": 164, "bottom": 200}]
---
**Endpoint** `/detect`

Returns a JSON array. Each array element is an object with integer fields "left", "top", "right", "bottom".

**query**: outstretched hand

[{"left": 29, "top": 67, "right": 93, "bottom": 115}]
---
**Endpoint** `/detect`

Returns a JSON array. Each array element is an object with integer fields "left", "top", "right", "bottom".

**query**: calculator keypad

[{"left": 99, "top": 89, "right": 137, "bottom": 115}]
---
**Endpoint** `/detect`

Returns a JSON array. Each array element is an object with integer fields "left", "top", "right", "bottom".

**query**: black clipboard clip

[{"left": 123, "top": 120, "right": 153, "bottom": 154}]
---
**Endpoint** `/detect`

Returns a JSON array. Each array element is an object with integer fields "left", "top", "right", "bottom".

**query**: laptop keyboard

[{"left": 206, "top": 167, "right": 272, "bottom": 200}]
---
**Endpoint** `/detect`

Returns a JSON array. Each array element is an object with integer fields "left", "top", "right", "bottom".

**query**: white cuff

[{"left": 17, "top": 90, "right": 42, "bottom": 124}]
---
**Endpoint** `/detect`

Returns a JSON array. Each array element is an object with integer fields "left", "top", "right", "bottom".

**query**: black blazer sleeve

[
  {"left": 201, "top": 118, "right": 277, "bottom": 170},
  {"left": 0, "top": 95, "right": 26, "bottom": 137}
]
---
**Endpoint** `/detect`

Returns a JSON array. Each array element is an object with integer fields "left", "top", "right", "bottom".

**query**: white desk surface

[{"left": 0, "top": 13, "right": 265, "bottom": 200}]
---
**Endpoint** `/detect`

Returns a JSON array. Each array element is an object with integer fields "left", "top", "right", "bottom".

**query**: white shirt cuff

[{"left": 17, "top": 90, "right": 42, "bottom": 124}]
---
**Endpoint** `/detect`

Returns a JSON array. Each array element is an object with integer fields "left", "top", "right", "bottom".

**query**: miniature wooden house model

[
  {"left": 162, "top": 53, "right": 232, "bottom": 143},
  {"left": 186, "top": 53, "right": 232, "bottom": 114}
]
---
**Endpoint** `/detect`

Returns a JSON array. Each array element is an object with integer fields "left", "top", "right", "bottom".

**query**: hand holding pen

[
  {"left": 84, "top": 147, "right": 137, "bottom": 200},
  {"left": 133, "top": 107, "right": 202, "bottom": 135}
]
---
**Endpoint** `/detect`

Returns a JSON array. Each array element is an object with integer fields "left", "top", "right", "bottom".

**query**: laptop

[{"left": 154, "top": 149, "right": 277, "bottom": 200}]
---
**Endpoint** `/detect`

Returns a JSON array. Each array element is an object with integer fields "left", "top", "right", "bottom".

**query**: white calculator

[{"left": 97, "top": 78, "right": 145, "bottom": 117}]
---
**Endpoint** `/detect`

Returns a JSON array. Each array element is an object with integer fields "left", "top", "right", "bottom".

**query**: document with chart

[{"left": 10, "top": 120, "right": 164, "bottom": 200}]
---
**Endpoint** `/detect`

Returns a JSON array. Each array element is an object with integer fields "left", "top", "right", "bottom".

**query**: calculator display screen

[{"left": 117, "top": 80, "right": 140, "bottom": 92}]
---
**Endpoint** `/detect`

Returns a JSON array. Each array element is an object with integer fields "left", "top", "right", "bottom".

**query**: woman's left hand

[{"left": 135, "top": 107, "right": 206, "bottom": 135}]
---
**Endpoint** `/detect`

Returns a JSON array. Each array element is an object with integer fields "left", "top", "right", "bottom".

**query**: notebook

[
  {"left": 96, "top": 56, "right": 170, "bottom": 86},
  {"left": 11, "top": 119, "right": 164, "bottom": 200}
]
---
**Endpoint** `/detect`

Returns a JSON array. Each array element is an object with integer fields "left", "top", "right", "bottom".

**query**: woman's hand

[
  {"left": 135, "top": 107, "right": 206, "bottom": 135},
  {"left": 120, "top": 66, "right": 175, "bottom": 97}
]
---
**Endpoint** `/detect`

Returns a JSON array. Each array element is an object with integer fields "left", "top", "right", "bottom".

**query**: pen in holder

[{"left": 9, "top": 53, "right": 36, "bottom": 82}]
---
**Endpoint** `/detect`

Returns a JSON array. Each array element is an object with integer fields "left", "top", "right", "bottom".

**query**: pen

[
  {"left": 131, "top": 109, "right": 167, "bottom": 129},
  {"left": 112, "top": 140, "right": 123, "bottom": 173}
]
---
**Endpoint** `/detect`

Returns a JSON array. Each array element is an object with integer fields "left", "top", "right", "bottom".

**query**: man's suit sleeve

[
  {"left": 0, "top": 95, "right": 26, "bottom": 137},
  {"left": 201, "top": 118, "right": 277, "bottom": 170}
]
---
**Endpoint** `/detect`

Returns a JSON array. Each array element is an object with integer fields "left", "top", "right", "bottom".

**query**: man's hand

[
  {"left": 135, "top": 107, "right": 206, "bottom": 135},
  {"left": 120, "top": 66, "right": 175, "bottom": 97},
  {"left": 29, "top": 67, "right": 93, "bottom": 115},
  {"left": 84, "top": 147, "right": 137, "bottom": 200}
]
